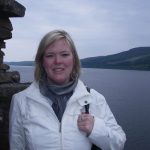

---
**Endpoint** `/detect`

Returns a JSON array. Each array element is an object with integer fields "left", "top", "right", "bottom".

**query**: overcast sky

[{"left": 3, "top": 0, "right": 150, "bottom": 61}]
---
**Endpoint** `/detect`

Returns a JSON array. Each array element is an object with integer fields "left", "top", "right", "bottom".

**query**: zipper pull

[{"left": 84, "top": 100, "right": 89, "bottom": 114}]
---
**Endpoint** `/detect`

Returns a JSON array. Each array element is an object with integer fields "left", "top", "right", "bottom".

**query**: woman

[{"left": 9, "top": 30, "right": 126, "bottom": 150}]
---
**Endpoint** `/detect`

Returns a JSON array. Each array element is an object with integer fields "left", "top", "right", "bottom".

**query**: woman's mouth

[{"left": 53, "top": 68, "right": 64, "bottom": 73}]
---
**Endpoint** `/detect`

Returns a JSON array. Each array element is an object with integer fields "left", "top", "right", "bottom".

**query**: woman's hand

[{"left": 77, "top": 112, "right": 95, "bottom": 136}]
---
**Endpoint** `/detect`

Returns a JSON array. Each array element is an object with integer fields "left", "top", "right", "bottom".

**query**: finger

[
  {"left": 81, "top": 114, "right": 93, "bottom": 120},
  {"left": 78, "top": 114, "right": 83, "bottom": 122},
  {"left": 78, "top": 114, "right": 94, "bottom": 124},
  {"left": 81, "top": 113, "right": 92, "bottom": 117}
]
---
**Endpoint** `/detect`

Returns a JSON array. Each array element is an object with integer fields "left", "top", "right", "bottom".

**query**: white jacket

[{"left": 9, "top": 80, "right": 126, "bottom": 150}]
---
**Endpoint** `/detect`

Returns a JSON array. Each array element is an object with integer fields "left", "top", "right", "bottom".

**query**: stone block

[
  {"left": 0, "top": 40, "right": 5, "bottom": 48},
  {"left": 0, "top": 82, "right": 30, "bottom": 150},
  {"left": 0, "top": 50, "right": 4, "bottom": 56},
  {"left": 0, "top": 0, "right": 26, "bottom": 17},
  {"left": 0, "top": 17, "right": 13, "bottom": 30},
  {"left": 0, "top": 63, "right": 9, "bottom": 71},
  {"left": 0, "top": 0, "right": 14, "bottom": 6},
  {"left": 0, "top": 82, "right": 30, "bottom": 97},
  {"left": 0, "top": 26, "right": 12, "bottom": 39},
  {"left": 0, "top": 50, "right": 4, "bottom": 64},
  {"left": 0, "top": 71, "right": 20, "bottom": 83}
]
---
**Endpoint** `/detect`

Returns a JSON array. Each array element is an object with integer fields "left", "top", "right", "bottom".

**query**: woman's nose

[{"left": 54, "top": 55, "right": 61, "bottom": 64}]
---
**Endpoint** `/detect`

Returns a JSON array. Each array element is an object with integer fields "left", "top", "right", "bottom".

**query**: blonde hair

[{"left": 34, "top": 29, "right": 81, "bottom": 81}]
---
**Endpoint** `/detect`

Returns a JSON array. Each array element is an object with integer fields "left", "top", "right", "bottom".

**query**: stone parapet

[
  {"left": 0, "top": 0, "right": 26, "bottom": 83},
  {"left": 0, "top": 17, "right": 13, "bottom": 41},
  {"left": 0, "top": 70, "right": 20, "bottom": 83},
  {"left": 0, "top": 17, "right": 13, "bottom": 30},
  {"left": 0, "top": 82, "right": 30, "bottom": 97},
  {"left": 0, "top": 40, "right": 5, "bottom": 48},
  {"left": 0, "top": 0, "right": 26, "bottom": 17},
  {"left": 0, "top": 26, "right": 12, "bottom": 40},
  {"left": 0, "top": 0, "right": 26, "bottom": 149},
  {"left": 0, "top": 82, "right": 30, "bottom": 150}
]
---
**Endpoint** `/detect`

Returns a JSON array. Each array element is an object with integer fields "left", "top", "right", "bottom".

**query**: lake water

[{"left": 10, "top": 66, "right": 150, "bottom": 150}]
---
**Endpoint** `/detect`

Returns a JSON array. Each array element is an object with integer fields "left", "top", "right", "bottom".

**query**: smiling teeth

[{"left": 54, "top": 68, "right": 63, "bottom": 72}]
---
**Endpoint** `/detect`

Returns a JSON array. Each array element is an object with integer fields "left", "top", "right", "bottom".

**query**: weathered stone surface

[
  {"left": 0, "top": 82, "right": 30, "bottom": 97},
  {"left": 0, "top": 26, "right": 12, "bottom": 39},
  {"left": 0, "top": 40, "right": 5, "bottom": 48},
  {"left": 0, "top": 63, "right": 9, "bottom": 71},
  {"left": 0, "top": 50, "right": 4, "bottom": 57},
  {"left": 0, "top": 1, "right": 26, "bottom": 149},
  {"left": 0, "top": 50, "right": 4, "bottom": 65},
  {"left": 0, "top": 70, "right": 20, "bottom": 83},
  {"left": 0, "top": 0, "right": 26, "bottom": 17},
  {"left": 0, "top": 17, "right": 13, "bottom": 30},
  {"left": 0, "top": 82, "right": 30, "bottom": 150},
  {"left": 0, "top": 0, "right": 14, "bottom": 6}
]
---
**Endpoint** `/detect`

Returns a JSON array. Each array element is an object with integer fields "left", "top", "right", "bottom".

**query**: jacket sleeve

[
  {"left": 9, "top": 94, "right": 25, "bottom": 150},
  {"left": 88, "top": 90, "right": 126, "bottom": 150}
]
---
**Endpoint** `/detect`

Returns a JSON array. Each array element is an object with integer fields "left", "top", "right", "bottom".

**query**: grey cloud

[{"left": 5, "top": 0, "right": 150, "bottom": 61}]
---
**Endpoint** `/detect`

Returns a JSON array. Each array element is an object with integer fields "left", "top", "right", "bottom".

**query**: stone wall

[
  {"left": 0, "top": 0, "right": 26, "bottom": 149},
  {"left": 0, "top": 83, "right": 30, "bottom": 150},
  {"left": 0, "top": 0, "right": 25, "bottom": 69}
]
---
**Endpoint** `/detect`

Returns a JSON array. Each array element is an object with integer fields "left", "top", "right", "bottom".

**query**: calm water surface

[{"left": 10, "top": 66, "right": 150, "bottom": 150}]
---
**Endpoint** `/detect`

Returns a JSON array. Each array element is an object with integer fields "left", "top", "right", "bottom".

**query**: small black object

[
  {"left": 85, "top": 86, "right": 102, "bottom": 150},
  {"left": 85, "top": 104, "right": 89, "bottom": 114}
]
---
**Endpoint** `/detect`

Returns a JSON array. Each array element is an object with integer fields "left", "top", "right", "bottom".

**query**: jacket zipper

[
  {"left": 59, "top": 122, "right": 62, "bottom": 132},
  {"left": 59, "top": 109, "right": 67, "bottom": 149},
  {"left": 60, "top": 122, "right": 63, "bottom": 150}
]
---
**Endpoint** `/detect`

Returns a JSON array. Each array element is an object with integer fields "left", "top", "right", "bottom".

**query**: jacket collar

[
  {"left": 68, "top": 80, "right": 92, "bottom": 106},
  {"left": 25, "top": 81, "right": 48, "bottom": 102},
  {"left": 24, "top": 80, "right": 92, "bottom": 106}
]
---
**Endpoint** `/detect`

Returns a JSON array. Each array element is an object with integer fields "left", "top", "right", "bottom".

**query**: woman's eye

[
  {"left": 45, "top": 54, "right": 54, "bottom": 58},
  {"left": 62, "top": 53, "right": 70, "bottom": 57}
]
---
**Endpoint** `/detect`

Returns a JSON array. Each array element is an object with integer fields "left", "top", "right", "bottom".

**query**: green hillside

[{"left": 81, "top": 47, "right": 150, "bottom": 70}]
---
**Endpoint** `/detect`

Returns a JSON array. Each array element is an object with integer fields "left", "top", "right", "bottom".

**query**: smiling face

[{"left": 43, "top": 38, "right": 74, "bottom": 85}]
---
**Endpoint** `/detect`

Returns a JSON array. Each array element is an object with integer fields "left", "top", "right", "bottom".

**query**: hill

[
  {"left": 81, "top": 47, "right": 150, "bottom": 70},
  {"left": 6, "top": 61, "right": 34, "bottom": 66}
]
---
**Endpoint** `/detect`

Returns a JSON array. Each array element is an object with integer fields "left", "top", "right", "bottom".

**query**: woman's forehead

[{"left": 45, "top": 39, "right": 72, "bottom": 53}]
